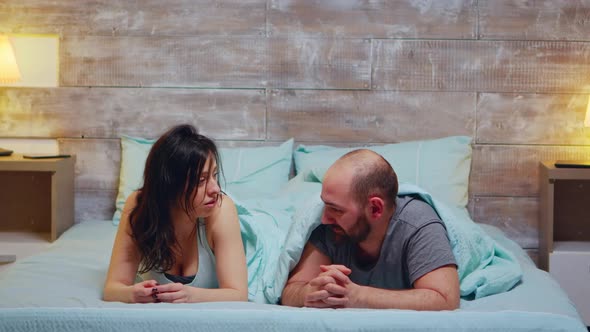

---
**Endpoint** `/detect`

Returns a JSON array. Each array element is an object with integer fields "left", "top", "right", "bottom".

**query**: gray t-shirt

[{"left": 309, "top": 195, "right": 456, "bottom": 290}]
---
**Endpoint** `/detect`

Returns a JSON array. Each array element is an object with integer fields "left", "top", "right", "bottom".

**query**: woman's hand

[
  {"left": 130, "top": 279, "right": 160, "bottom": 303},
  {"left": 151, "top": 283, "right": 193, "bottom": 303}
]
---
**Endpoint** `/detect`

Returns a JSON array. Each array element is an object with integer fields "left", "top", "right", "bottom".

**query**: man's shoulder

[{"left": 394, "top": 195, "right": 442, "bottom": 229}]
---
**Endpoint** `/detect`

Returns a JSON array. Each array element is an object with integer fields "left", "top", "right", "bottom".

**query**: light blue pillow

[
  {"left": 113, "top": 135, "right": 156, "bottom": 223},
  {"left": 113, "top": 135, "right": 294, "bottom": 224},
  {"left": 293, "top": 136, "right": 472, "bottom": 209},
  {"left": 220, "top": 139, "right": 294, "bottom": 200}
]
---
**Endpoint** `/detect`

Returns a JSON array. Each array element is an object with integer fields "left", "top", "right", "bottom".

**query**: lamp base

[
  {"left": 554, "top": 160, "right": 590, "bottom": 168},
  {"left": 0, "top": 148, "right": 13, "bottom": 156}
]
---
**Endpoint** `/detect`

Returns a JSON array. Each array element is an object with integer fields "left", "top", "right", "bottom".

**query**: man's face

[{"left": 320, "top": 167, "right": 370, "bottom": 243}]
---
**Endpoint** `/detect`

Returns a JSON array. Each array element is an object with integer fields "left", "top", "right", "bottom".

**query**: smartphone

[
  {"left": 0, "top": 148, "right": 13, "bottom": 156},
  {"left": 554, "top": 160, "right": 590, "bottom": 168},
  {"left": 23, "top": 154, "right": 71, "bottom": 159}
]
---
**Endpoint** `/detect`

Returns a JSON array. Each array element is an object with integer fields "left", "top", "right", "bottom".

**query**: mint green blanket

[{"left": 233, "top": 177, "right": 522, "bottom": 304}]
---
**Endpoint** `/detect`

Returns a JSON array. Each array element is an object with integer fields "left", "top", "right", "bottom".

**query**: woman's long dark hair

[{"left": 129, "top": 124, "right": 222, "bottom": 274}]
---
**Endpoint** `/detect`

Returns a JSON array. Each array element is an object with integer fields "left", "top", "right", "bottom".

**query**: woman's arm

[
  {"left": 201, "top": 194, "right": 248, "bottom": 301},
  {"left": 103, "top": 192, "right": 158, "bottom": 303}
]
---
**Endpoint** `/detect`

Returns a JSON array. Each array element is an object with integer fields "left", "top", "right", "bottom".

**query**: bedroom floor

[{"left": 0, "top": 232, "right": 51, "bottom": 272}]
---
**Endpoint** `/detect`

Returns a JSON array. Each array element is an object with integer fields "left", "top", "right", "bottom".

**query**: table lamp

[
  {"left": 554, "top": 95, "right": 590, "bottom": 168},
  {"left": 0, "top": 35, "right": 21, "bottom": 156}
]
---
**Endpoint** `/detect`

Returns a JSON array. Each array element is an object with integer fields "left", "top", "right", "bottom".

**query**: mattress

[{"left": 0, "top": 220, "right": 586, "bottom": 332}]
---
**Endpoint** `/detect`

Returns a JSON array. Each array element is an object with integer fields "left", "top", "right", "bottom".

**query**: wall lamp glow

[{"left": 0, "top": 35, "right": 21, "bottom": 83}]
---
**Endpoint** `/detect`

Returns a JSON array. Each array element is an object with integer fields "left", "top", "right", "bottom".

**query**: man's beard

[{"left": 331, "top": 214, "right": 370, "bottom": 244}]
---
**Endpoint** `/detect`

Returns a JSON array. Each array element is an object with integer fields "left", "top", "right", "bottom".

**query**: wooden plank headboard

[{"left": 2, "top": 1, "right": 590, "bottom": 265}]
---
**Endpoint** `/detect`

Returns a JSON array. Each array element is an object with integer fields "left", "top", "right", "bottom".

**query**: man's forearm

[
  {"left": 352, "top": 285, "right": 459, "bottom": 310},
  {"left": 281, "top": 281, "right": 308, "bottom": 307}
]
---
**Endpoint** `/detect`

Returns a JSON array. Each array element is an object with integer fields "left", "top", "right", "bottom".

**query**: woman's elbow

[
  {"left": 236, "top": 289, "right": 248, "bottom": 301},
  {"left": 445, "top": 292, "right": 460, "bottom": 310},
  {"left": 446, "top": 300, "right": 460, "bottom": 310},
  {"left": 223, "top": 286, "right": 248, "bottom": 301}
]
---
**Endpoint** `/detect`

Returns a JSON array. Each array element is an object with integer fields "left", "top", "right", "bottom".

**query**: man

[{"left": 281, "top": 149, "right": 459, "bottom": 310}]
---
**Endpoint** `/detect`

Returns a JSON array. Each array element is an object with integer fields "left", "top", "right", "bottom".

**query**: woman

[{"left": 103, "top": 124, "right": 247, "bottom": 303}]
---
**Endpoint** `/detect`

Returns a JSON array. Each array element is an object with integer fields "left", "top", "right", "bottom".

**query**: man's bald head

[{"left": 326, "top": 149, "right": 398, "bottom": 208}]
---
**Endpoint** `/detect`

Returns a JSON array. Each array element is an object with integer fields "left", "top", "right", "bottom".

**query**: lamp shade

[
  {"left": 585, "top": 95, "right": 590, "bottom": 128},
  {"left": 0, "top": 35, "right": 21, "bottom": 83}
]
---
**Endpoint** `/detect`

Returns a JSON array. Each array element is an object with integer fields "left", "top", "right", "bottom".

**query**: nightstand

[
  {"left": 0, "top": 154, "right": 75, "bottom": 263},
  {"left": 539, "top": 161, "right": 590, "bottom": 325}
]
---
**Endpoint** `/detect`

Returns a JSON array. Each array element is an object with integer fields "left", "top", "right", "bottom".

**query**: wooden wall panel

[
  {"left": 58, "top": 139, "right": 120, "bottom": 190},
  {"left": 0, "top": 0, "right": 266, "bottom": 36},
  {"left": 268, "top": 0, "right": 476, "bottom": 39},
  {"left": 0, "top": 88, "right": 266, "bottom": 139},
  {"left": 372, "top": 40, "right": 590, "bottom": 92},
  {"left": 3, "top": 1, "right": 590, "bottom": 259},
  {"left": 61, "top": 37, "right": 371, "bottom": 89},
  {"left": 479, "top": 0, "right": 590, "bottom": 41},
  {"left": 477, "top": 93, "right": 590, "bottom": 145},
  {"left": 75, "top": 189, "right": 116, "bottom": 222},
  {"left": 269, "top": 90, "right": 475, "bottom": 142},
  {"left": 471, "top": 196, "right": 539, "bottom": 249},
  {"left": 470, "top": 145, "right": 590, "bottom": 197}
]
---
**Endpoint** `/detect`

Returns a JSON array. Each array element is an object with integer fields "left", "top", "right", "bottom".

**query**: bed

[
  {"left": 0, "top": 220, "right": 585, "bottom": 331},
  {"left": 0, "top": 135, "right": 586, "bottom": 332}
]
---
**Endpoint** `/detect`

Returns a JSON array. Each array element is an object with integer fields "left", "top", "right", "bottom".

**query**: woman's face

[{"left": 191, "top": 155, "right": 221, "bottom": 217}]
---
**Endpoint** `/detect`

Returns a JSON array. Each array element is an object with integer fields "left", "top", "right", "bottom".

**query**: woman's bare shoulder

[
  {"left": 122, "top": 191, "right": 141, "bottom": 215},
  {"left": 207, "top": 194, "right": 238, "bottom": 226}
]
